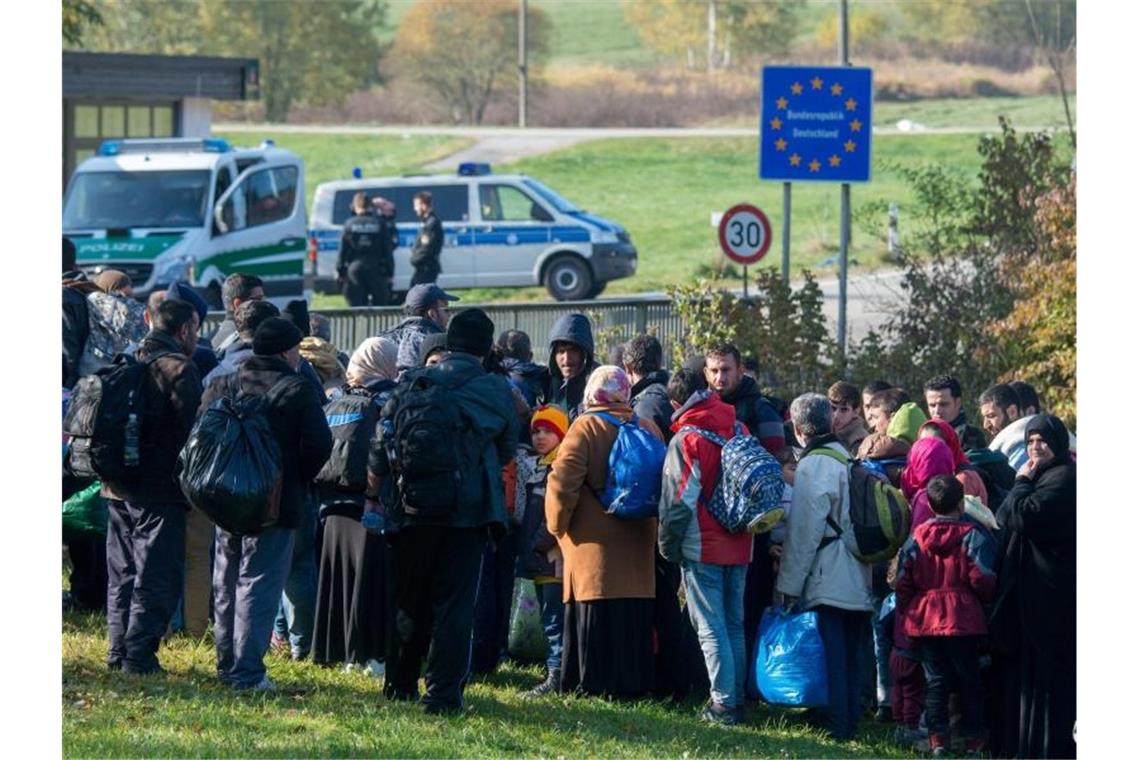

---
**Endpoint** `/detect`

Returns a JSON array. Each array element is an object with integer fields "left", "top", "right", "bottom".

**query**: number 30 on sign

[{"left": 717, "top": 203, "right": 773, "bottom": 265}]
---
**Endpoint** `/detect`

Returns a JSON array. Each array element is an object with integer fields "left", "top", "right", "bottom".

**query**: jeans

[
  {"left": 918, "top": 636, "right": 984, "bottom": 740},
  {"left": 213, "top": 525, "right": 295, "bottom": 688},
  {"left": 814, "top": 605, "right": 872, "bottom": 740},
  {"left": 471, "top": 537, "right": 518, "bottom": 674},
  {"left": 537, "top": 581, "right": 565, "bottom": 673},
  {"left": 682, "top": 562, "right": 748, "bottom": 709},
  {"left": 870, "top": 594, "right": 892, "bottom": 705},
  {"left": 105, "top": 499, "right": 186, "bottom": 673},
  {"left": 274, "top": 497, "right": 318, "bottom": 658}
]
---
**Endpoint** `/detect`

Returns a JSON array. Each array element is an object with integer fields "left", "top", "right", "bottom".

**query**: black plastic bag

[{"left": 179, "top": 395, "right": 283, "bottom": 536}]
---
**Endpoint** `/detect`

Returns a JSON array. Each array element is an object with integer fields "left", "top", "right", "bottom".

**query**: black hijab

[{"left": 1024, "top": 413, "right": 1070, "bottom": 461}]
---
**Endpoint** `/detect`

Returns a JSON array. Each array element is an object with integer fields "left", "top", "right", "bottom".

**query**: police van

[
  {"left": 308, "top": 164, "right": 637, "bottom": 301},
  {"left": 63, "top": 137, "right": 308, "bottom": 307}
]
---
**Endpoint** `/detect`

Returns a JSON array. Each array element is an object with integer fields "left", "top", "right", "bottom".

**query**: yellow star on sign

[
  {"left": 829, "top": 154, "right": 841, "bottom": 167},
  {"left": 850, "top": 118, "right": 863, "bottom": 132},
  {"left": 789, "top": 153, "right": 802, "bottom": 166},
  {"left": 844, "top": 139, "right": 857, "bottom": 152},
  {"left": 845, "top": 98, "right": 858, "bottom": 111},
  {"left": 775, "top": 96, "right": 788, "bottom": 110},
  {"left": 809, "top": 159, "right": 822, "bottom": 172},
  {"left": 769, "top": 116, "right": 783, "bottom": 130},
  {"left": 775, "top": 138, "right": 787, "bottom": 151},
  {"left": 791, "top": 82, "right": 803, "bottom": 95},
  {"left": 830, "top": 83, "right": 843, "bottom": 96},
  {"left": 810, "top": 76, "right": 824, "bottom": 90}
]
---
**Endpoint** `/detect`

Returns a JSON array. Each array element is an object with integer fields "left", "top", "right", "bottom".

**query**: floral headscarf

[
  {"left": 346, "top": 337, "right": 398, "bottom": 387},
  {"left": 583, "top": 365, "right": 631, "bottom": 406}
]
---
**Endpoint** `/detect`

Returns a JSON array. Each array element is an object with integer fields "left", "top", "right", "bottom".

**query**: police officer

[
  {"left": 410, "top": 191, "right": 443, "bottom": 286},
  {"left": 338, "top": 192, "right": 393, "bottom": 307}
]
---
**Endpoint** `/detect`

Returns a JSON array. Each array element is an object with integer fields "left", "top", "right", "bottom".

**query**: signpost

[
  {"left": 717, "top": 203, "right": 772, "bottom": 298},
  {"left": 759, "top": 58, "right": 872, "bottom": 356}
]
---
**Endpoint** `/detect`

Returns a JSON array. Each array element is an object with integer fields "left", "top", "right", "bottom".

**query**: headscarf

[
  {"left": 299, "top": 337, "right": 346, "bottom": 387},
  {"left": 1024, "top": 413, "right": 1071, "bottom": 461},
  {"left": 901, "top": 436, "right": 955, "bottom": 500},
  {"left": 919, "top": 418, "right": 968, "bottom": 468},
  {"left": 886, "top": 401, "right": 927, "bottom": 445},
  {"left": 94, "top": 269, "right": 132, "bottom": 294},
  {"left": 583, "top": 365, "right": 631, "bottom": 406},
  {"left": 346, "top": 337, "right": 398, "bottom": 387}
]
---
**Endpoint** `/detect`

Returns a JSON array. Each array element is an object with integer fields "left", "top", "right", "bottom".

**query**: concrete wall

[{"left": 181, "top": 97, "right": 212, "bottom": 137}]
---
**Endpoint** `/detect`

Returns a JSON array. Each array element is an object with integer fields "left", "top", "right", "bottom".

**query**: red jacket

[
  {"left": 658, "top": 392, "right": 753, "bottom": 565},
  {"left": 895, "top": 516, "right": 997, "bottom": 637}
]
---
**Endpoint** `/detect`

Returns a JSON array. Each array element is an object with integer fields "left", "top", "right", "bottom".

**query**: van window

[
  {"left": 479, "top": 184, "right": 544, "bottom": 222},
  {"left": 63, "top": 170, "right": 211, "bottom": 230},
  {"left": 220, "top": 166, "right": 298, "bottom": 232},
  {"left": 332, "top": 184, "right": 468, "bottom": 225}
]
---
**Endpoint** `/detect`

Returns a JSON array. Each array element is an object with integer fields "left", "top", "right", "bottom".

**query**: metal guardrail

[{"left": 204, "top": 297, "right": 686, "bottom": 364}]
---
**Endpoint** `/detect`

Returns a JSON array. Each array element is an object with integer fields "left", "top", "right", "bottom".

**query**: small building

[{"left": 62, "top": 52, "right": 259, "bottom": 188}]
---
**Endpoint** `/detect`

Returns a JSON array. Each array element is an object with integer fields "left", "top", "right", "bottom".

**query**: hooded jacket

[
  {"left": 887, "top": 402, "right": 927, "bottom": 446},
  {"left": 895, "top": 516, "right": 997, "bottom": 637},
  {"left": 719, "top": 375, "right": 785, "bottom": 456},
  {"left": 989, "top": 415, "right": 1032, "bottom": 471},
  {"left": 381, "top": 316, "right": 445, "bottom": 374},
  {"left": 990, "top": 414, "right": 1076, "bottom": 659},
  {"left": 63, "top": 275, "right": 100, "bottom": 389},
  {"left": 101, "top": 331, "right": 202, "bottom": 505},
  {"left": 658, "top": 391, "right": 753, "bottom": 565},
  {"left": 630, "top": 369, "right": 673, "bottom": 445},
  {"left": 540, "top": 313, "right": 598, "bottom": 421},
  {"left": 775, "top": 437, "right": 873, "bottom": 612},
  {"left": 502, "top": 356, "right": 547, "bottom": 408}
]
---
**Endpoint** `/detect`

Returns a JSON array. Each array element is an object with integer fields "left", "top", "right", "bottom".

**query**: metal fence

[{"left": 205, "top": 297, "right": 687, "bottom": 364}]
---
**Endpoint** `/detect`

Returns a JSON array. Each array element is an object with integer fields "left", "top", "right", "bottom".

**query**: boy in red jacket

[{"left": 895, "top": 475, "right": 997, "bottom": 757}]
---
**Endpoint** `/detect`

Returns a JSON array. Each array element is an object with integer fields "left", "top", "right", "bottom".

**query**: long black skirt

[
  {"left": 312, "top": 511, "right": 388, "bottom": 666},
  {"left": 561, "top": 596, "right": 655, "bottom": 699}
]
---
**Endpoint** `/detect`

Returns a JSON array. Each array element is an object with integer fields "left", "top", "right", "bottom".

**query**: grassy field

[{"left": 62, "top": 610, "right": 912, "bottom": 758}]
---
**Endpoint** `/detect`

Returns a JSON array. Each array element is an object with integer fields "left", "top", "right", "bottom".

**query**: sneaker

[
  {"left": 699, "top": 703, "right": 740, "bottom": 726},
  {"left": 269, "top": 633, "right": 289, "bottom": 653},
  {"left": 423, "top": 700, "right": 463, "bottom": 716},
  {"left": 520, "top": 669, "right": 560, "bottom": 699},
  {"left": 243, "top": 675, "right": 276, "bottom": 692}
]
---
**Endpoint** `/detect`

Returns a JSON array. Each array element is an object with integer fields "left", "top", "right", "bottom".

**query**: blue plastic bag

[{"left": 749, "top": 606, "right": 829, "bottom": 707}]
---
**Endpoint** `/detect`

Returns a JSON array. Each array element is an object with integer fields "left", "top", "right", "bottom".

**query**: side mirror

[{"left": 213, "top": 200, "right": 229, "bottom": 235}]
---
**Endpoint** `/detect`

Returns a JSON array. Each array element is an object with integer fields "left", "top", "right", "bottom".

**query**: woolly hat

[
  {"left": 253, "top": 317, "right": 303, "bottom": 356},
  {"left": 94, "top": 269, "right": 132, "bottom": 294},
  {"left": 446, "top": 308, "right": 495, "bottom": 357},
  {"left": 530, "top": 404, "right": 570, "bottom": 441}
]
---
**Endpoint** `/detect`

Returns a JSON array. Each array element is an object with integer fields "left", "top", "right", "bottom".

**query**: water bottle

[
  {"left": 361, "top": 509, "right": 385, "bottom": 535},
  {"left": 124, "top": 412, "right": 141, "bottom": 467}
]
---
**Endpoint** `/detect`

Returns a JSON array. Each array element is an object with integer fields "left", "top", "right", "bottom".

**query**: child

[
  {"left": 895, "top": 475, "right": 997, "bottom": 757},
  {"left": 515, "top": 405, "right": 569, "bottom": 698},
  {"left": 886, "top": 555, "right": 925, "bottom": 745}
]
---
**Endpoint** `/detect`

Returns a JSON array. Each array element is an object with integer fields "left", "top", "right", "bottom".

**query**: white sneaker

[
  {"left": 344, "top": 662, "right": 359, "bottom": 673},
  {"left": 364, "top": 659, "right": 385, "bottom": 679},
  {"left": 252, "top": 674, "right": 276, "bottom": 691}
]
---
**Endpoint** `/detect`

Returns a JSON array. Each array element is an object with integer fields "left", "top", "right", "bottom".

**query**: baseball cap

[{"left": 405, "top": 284, "right": 459, "bottom": 311}]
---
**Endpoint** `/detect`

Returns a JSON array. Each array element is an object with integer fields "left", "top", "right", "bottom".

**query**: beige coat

[{"left": 545, "top": 403, "right": 662, "bottom": 603}]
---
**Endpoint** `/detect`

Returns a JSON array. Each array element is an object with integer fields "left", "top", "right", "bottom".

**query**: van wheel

[{"left": 544, "top": 256, "right": 594, "bottom": 301}]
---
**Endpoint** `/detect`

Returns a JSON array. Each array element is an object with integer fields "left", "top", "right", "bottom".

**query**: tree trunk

[{"left": 707, "top": 1, "right": 716, "bottom": 73}]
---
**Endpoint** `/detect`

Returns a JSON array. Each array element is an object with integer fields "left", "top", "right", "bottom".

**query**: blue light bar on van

[
  {"left": 458, "top": 162, "right": 492, "bottom": 176},
  {"left": 203, "top": 138, "right": 232, "bottom": 153},
  {"left": 97, "top": 138, "right": 231, "bottom": 156},
  {"left": 98, "top": 141, "right": 122, "bottom": 156},
  {"left": 352, "top": 167, "right": 363, "bottom": 179}
]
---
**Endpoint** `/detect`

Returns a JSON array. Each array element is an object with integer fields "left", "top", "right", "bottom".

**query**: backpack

[
  {"left": 314, "top": 387, "right": 385, "bottom": 493},
  {"left": 64, "top": 352, "right": 167, "bottom": 482},
  {"left": 587, "top": 411, "right": 666, "bottom": 520},
  {"left": 806, "top": 446, "right": 911, "bottom": 564},
  {"left": 380, "top": 370, "right": 480, "bottom": 520},
  {"left": 177, "top": 374, "right": 291, "bottom": 535},
  {"left": 77, "top": 291, "right": 148, "bottom": 378},
  {"left": 677, "top": 423, "right": 785, "bottom": 533}
]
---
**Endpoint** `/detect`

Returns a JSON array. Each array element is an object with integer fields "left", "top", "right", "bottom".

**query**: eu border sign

[{"left": 759, "top": 65, "right": 873, "bottom": 183}]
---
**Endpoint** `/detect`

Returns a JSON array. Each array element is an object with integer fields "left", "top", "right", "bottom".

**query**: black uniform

[
  {"left": 339, "top": 212, "right": 395, "bottom": 306},
  {"left": 409, "top": 211, "right": 443, "bottom": 286}
]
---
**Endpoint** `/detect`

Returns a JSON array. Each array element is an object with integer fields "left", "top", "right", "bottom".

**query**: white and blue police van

[
  {"left": 64, "top": 137, "right": 308, "bottom": 307},
  {"left": 307, "top": 163, "right": 637, "bottom": 301}
]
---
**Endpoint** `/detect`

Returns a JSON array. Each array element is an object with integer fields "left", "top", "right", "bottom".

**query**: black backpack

[
  {"left": 64, "top": 352, "right": 167, "bottom": 483},
  {"left": 314, "top": 386, "right": 385, "bottom": 493},
  {"left": 381, "top": 370, "right": 479, "bottom": 521},
  {"left": 178, "top": 374, "right": 291, "bottom": 535}
]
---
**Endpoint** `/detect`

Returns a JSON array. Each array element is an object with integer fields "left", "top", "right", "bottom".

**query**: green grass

[
  {"left": 214, "top": 132, "right": 474, "bottom": 191},
  {"left": 63, "top": 610, "right": 911, "bottom": 758}
]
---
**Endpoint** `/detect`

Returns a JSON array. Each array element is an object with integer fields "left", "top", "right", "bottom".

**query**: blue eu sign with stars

[{"left": 759, "top": 65, "right": 873, "bottom": 183}]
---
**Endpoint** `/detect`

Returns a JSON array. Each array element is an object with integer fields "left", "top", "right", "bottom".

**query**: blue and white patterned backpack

[{"left": 678, "top": 423, "right": 785, "bottom": 533}]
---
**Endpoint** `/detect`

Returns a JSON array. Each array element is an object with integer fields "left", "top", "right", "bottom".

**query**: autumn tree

[
  {"left": 78, "top": 0, "right": 387, "bottom": 122},
  {"left": 390, "top": 0, "right": 549, "bottom": 125},
  {"left": 624, "top": 0, "right": 800, "bottom": 71},
  {"left": 62, "top": 0, "right": 103, "bottom": 46}
]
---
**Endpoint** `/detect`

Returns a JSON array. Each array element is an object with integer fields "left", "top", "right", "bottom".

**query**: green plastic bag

[
  {"left": 62, "top": 481, "right": 108, "bottom": 540},
  {"left": 507, "top": 578, "right": 548, "bottom": 663}
]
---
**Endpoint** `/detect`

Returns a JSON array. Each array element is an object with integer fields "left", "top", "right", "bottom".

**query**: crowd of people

[{"left": 62, "top": 243, "right": 1077, "bottom": 757}]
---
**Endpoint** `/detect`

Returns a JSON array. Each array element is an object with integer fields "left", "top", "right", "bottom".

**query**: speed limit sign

[{"left": 718, "top": 203, "right": 772, "bottom": 265}]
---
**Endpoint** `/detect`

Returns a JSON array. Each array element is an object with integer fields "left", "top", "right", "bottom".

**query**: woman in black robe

[{"left": 991, "top": 414, "right": 1076, "bottom": 758}]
